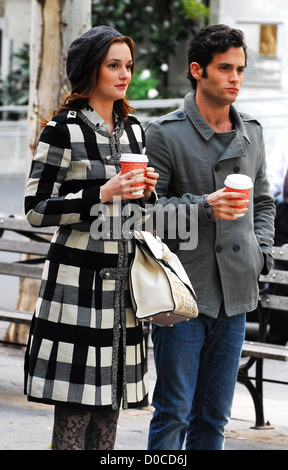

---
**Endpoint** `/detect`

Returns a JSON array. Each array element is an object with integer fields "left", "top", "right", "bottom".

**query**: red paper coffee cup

[
  {"left": 224, "top": 174, "right": 253, "bottom": 217},
  {"left": 120, "top": 153, "right": 148, "bottom": 195}
]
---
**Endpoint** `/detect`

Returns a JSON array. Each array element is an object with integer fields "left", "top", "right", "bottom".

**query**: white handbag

[{"left": 129, "top": 231, "right": 198, "bottom": 327}]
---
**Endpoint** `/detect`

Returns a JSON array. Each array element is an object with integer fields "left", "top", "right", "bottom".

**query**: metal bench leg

[
  {"left": 238, "top": 359, "right": 273, "bottom": 429},
  {"left": 251, "top": 358, "right": 265, "bottom": 428},
  {"left": 238, "top": 372, "right": 265, "bottom": 428},
  {"left": 238, "top": 358, "right": 274, "bottom": 429},
  {"left": 250, "top": 357, "right": 274, "bottom": 429}
]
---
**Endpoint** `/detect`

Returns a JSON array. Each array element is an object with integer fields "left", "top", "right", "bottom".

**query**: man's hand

[{"left": 206, "top": 188, "right": 250, "bottom": 220}]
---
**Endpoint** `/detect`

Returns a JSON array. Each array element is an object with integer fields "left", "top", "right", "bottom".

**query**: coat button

[
  {"left": 177, "top": 112, "right": 184, "bottom": 118},
  {"left": 234, "top": 166, "right": 240, "bottom": 173},
  {"left": 104, "top": 272, "right": 111, "bottom": 279},
  {"left": 233, "top": 245, "right": 240, "bottom": 252},
  {"left": 216, "top": 245, "right": 222, "bottom": 253},
  {"left": 214, "top": 164, "right": 220, "bottom": 172}
]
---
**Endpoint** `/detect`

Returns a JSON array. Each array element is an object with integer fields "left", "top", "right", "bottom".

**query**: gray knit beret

[{"left": 66, "top": 25, "right": 123, "bottom": 87}]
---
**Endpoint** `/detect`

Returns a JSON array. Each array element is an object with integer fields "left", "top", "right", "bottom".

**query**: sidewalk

[{"left": 0, "top": 342, "right": 287, "bottom": 451}]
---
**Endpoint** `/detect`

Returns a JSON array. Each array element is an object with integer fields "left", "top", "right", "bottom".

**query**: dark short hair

[{"left": 187, "top": 24, "right": 248, "bottom": 89}]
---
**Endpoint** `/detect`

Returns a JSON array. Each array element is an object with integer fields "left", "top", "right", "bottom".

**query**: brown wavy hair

[{"left": 42, "top": 36, "right": 135, "bottom": 128}]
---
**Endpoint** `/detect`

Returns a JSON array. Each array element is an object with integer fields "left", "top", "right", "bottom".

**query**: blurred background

[{"left": 0, "top": 0, "right": 288, "bottom": 179}]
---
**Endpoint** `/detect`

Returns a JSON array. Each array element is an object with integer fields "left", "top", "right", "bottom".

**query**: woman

[{"left": 24, "top": 25, "right": 158, "bottom": 450}]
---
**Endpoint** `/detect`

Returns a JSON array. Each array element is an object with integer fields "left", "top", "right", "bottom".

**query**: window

[{"left": 259, "top": 25, "right": 277, "bottom": 56}]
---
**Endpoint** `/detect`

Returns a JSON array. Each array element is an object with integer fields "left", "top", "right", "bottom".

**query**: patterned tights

[{"left": 51, "top": 404, "right": 120, "bottom": 450}]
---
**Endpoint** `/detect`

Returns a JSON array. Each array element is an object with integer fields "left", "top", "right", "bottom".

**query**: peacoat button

[
  {"left": 216, "top": 245, "right": 222, "bottom": 253},
  {"left": 233, "top": 245, "right": 240, "bottom": 252},
  {"left": 234, "top": 166, "right": 240, "bottom": 173},
  {"left": 214, "top": 164, "right": 220, "bottom": 172}
]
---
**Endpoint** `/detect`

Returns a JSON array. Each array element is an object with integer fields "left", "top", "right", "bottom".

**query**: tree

[
  {"left": 5, "top": 0, "right": 92, "bottom": 344},
  {"left": 91, "top": 0, "right": 209, "bottom": 96},
  {"left": 27, "top": 0, "right": 91, "bottom": 160}
]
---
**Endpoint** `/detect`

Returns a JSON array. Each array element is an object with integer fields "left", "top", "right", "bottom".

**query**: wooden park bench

[
  {"left": 0, "top": 215, "right": 55, "bottom": 345},
  {"left": 238, "top": 245, "right": 288, "bottom": 428}
]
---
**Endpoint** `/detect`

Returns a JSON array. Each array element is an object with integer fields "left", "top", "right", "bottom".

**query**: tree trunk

[{"left": 5, "top": 0, "right": 91, "bottom": 345}]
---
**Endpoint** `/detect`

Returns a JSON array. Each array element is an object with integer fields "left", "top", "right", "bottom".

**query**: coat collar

[
  {"left": 184, "top": 91, "right": 251, "bottom": 145},
  {"left": 80, "top": 106, "right": 120, "bottom": 133},
  {"left": 81, "top": 105, "right": 107, "bottom": 130}
]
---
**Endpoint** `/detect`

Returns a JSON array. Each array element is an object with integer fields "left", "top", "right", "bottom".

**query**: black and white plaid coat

[{"left": 24, "top": 107, "right": 149, "bottom": 411}]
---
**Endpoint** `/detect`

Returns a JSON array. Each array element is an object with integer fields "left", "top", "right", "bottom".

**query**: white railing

[
  {"left": 0, "top": 105, "right": 28, "bottom": 113},
  {"left": 1, "top": 94, "right": 288, "bottom": 115},
  {"left": 1, "top": 95, "right": 288, "bottom": 175},
  {"left": 1, "top": 94, "right": 288, "bottom": 122},
  {"left": 0, "top": 100, "right": 184, "bottom": 114}
]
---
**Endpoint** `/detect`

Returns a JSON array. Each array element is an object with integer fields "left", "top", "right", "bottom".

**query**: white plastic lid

[
  {"left": 120, "top": 153, "right": 148, "bottom": 162},
  {"left": 224, "top": 174, "right": 253, "bottom": 190}
]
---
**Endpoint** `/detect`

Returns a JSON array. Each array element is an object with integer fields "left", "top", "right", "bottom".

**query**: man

[{"left": 145, "top": 24, "right": 275, "bottom": 450}]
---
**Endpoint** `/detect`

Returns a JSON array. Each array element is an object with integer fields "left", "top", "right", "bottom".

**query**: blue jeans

[{"left": 148, "top": 307, "right": 246, "bottom": 450}]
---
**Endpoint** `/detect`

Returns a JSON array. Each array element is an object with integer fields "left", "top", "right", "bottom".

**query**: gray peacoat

[{"left": 145, "top": 91, "right": 275, "bottom": 318}]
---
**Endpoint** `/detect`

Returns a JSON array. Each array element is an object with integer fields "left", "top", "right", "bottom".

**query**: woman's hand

[
  {"left": 100, "top": 167, "right": 159, "bottom": 203},
  {"left": 100, "top": 169, "right": 147, "bottom": 203},
  {"left": 142, "top": 167, "right": 159, "bottom": 202}
]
